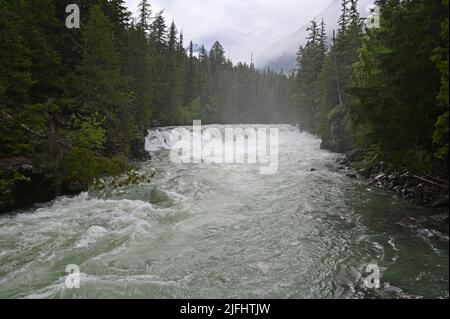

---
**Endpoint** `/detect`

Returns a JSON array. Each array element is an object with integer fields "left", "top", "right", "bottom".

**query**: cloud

[{"left": 125, "top": 0, "right": 332, "bottom": 64}]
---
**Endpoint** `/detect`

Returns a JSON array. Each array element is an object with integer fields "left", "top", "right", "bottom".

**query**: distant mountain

[{"left": 257, "top": 0, "right": 373, "bottom": 72}]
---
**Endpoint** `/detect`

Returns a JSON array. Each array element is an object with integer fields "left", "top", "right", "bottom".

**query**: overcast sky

[{"left": 125, "top": 0, "right": 333, "bottom": 64}]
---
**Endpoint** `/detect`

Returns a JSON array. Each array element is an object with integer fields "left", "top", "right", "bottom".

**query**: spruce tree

[
  {"left": 137, "top": 0, "right": 151, "bottom": 34},
  {"left": 75, "top": 5, "right": 132, "bottom": 154}
]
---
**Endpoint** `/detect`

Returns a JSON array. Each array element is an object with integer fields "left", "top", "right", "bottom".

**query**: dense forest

[
  {"left": 0, "top": 0, "right": 293, "bottom": 210},
  {"left": 0, "top": 0, "right": 448, "bottom": 211},
  {"left": 294, "top": 0, "right": 449, "bottom": 176}
]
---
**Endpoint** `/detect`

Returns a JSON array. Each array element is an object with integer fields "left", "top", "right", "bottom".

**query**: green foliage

[
  {"left": 90, "top": 170, "right": 153, "bottom": 198},
  {"left": 0, "top": 169, "right": 30, "bottom": 196},
  {"left": 174, "top": 104, "right": 193, "bottom": 125},
  {"left": 295, "top": 19, "right": 327, "bottom": 132},
  {"left": 294, "top": 0, "right": 449, "bottom": 174},
  {"left": 433, "top": 111, "right": 449, "bottom": 160},
  {"left": 349, "top": 0, "right": 446, "bottom": 171},
  {"left": 63, "top": 148, "right": 129, "bottom": 189},
  {"left": 431, "top": 0, "right": 449, "bottom": 164},
  {"left": 1, "top": 0, "right": 294, "bottom": 208},
  {"left": 70, "top": 114, "right": 106, "bottom": 151},
  {"left": 190, "top": 98, "right": 203, "bottom": 120}
]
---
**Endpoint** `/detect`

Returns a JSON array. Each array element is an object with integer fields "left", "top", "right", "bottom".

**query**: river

[{"left": 0, "top": 125, "right": 448, "bottom": 298}]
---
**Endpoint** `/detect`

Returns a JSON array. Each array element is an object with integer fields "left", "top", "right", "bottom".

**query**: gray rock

[
  {"left": 345, "top": 149, "right": 365, "bottom": 162},
  {"left": 319, "top": 111, "right": 354, "bottom": 153},
  {"left": 406, "top": 187, "right": 416, "bottom": 193},
  {"left": 432, "top": 196, "right": 449, "bottom": 208}
]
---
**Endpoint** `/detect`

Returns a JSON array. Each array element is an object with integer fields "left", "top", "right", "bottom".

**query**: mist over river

[{"left": 0, "top": 125, "right": 448, "bottom": 299}]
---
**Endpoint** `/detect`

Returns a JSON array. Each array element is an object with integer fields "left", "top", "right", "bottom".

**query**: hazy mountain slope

[{"left": 257, "top": 0, "right": 373, "bottom": 71}]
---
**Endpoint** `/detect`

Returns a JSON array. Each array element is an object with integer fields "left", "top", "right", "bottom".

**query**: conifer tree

[
  {"left": 75, "top": 5, "right": 132, "bottom": 154},
  {"left": 137, "top": 0, "right": 151, "bottom": 34}
]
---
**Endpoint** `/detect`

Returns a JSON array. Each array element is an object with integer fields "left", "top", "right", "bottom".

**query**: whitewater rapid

[{"left": 0, "top": 125, "right": 448, "bottom": 298}]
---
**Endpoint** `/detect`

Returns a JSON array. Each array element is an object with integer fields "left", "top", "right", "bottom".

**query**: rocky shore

[
  {"left": 335, "top": 149, "right": 449, "bottom": 213},
  {"left": 0, "top": 136, "right": 150, "bottom": 214}
]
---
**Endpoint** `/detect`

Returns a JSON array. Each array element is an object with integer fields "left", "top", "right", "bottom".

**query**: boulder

[
  {"left": 0, "top": 157, "right": 56, "bottom": 213},
  {"left": 130, "top": 137, "right": 151, "bottom": 161},
  {"left": 319, "top": 111, "right": 354, "bottom": 153},
  {"left": 432, "top": 195, "right": 449, "bottom": 208},
  {"left": 345, "top": 149, "right": 365, "bottom": 162},
  {"left": 374, "top": 173, "right": 386, "bottom": 181}
]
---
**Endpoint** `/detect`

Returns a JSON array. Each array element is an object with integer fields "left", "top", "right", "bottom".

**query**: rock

[
  {"left": 310, "top": 168, "right": 317, "bottom": 172},
  {"left": 358, "top": 168, "right": 370, "bottom": 177},
  {"left": 0, "top": 158, "right": 56, "bottom": 213},
  {"left": 345, "top": 149, "right": 365, "bottom": 162},
  {"left": 130, "top": 137, "right": 151, "bottom": 161},
  {"left": 432, "top": 196, "right": 449, "bottom": 208},
  {"left": 414, "top": 184, "right": 424, "bottom": 199},
  {"left": 346, "top": 173, "right": 358, "bottom": 179},
  {"left": 430, "top": 214, "right": 449, "bottom": 223},
  {"left": 319, "top": 110, "right": 354, "bottom": 153},
  {"left": 406, "top": 187, "right": 416, "bottom": 193}
]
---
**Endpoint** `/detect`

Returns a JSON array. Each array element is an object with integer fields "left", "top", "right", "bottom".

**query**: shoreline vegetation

[
  {"left": 1, "top": 0, "right": 449, "bottom": 214},
  {"left": 301, "top": 0, "right": 449, "bottom": 214}
]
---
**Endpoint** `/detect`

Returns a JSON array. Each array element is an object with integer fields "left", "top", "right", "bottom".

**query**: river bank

[
  {"left": 333, "top": 149, "right": 449, "bottom": 218},
  {"left": 0, "top": 136, "right": 151, "bottom": 214}
]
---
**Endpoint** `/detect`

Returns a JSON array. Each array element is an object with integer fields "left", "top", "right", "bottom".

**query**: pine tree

[
  {"left": 338, "top": 0, "right": 350, "bottom": 34},
  {"left": 178, "top": 30, "right": 185, "bottom": 53},
  {"left": 137, "top": 0, "right": 151, "bottom": 34},
  {"left": 168, "top": 21, "right": 178, "bottom": 50},
  {"left": 350, "top": 0, "right": 446, "bottom": 171},
  {"left": 124, "top": 22, "right": 155, "bottom": 129},
  {"left": 150, "top": 11, "right": 167, "bottom": 50},
  {"left": 432, "top": 0, "right": 449, "bottom": 165},
  {"left": 294, "top": 19, "right": 328, "bottom": 132},
  {"left": 210, "top": 41, "right": 226, "bottom": 67},
  {"left": 0, "top": 0, "right": 36, "bottom": 157},
  {"left": 105, "top": 0, "right": 132, "bottom": 32},
  {"left": 74, "top": 5, "right": 132, "bottom": 154}
]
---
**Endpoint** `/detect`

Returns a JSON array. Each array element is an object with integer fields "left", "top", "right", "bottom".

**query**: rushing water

[{"left": 0, "top": 125, "right": 448, "bottom": 299}]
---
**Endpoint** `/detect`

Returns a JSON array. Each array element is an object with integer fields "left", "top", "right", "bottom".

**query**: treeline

[
  {"left": 294, "top": 0, "right": 449, "bottom": 174},
  {"left": 0, "top": 0, "right": 292, "bottom": 206}
]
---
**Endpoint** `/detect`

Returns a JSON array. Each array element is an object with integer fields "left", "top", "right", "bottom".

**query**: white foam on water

[{"left": 76, "top": 226, "right": 108, "bottom": 248}]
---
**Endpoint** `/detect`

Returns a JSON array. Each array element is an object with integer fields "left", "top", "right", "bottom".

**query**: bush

[{"left": 63, "top": 147, "right": 129, "bottom": 189}]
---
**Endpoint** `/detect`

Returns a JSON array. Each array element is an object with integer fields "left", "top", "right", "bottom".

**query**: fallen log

[{"left": 412, "top": 175, "right": 449, "bottom": 189}]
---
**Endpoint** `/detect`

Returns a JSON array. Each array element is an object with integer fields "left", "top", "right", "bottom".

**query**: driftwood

[
  {"left": 424, "top": 173, "right": 449, "bottom": 185},
  {"left": 412, "top": 175, "right": 449, "bottom": 189}
]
